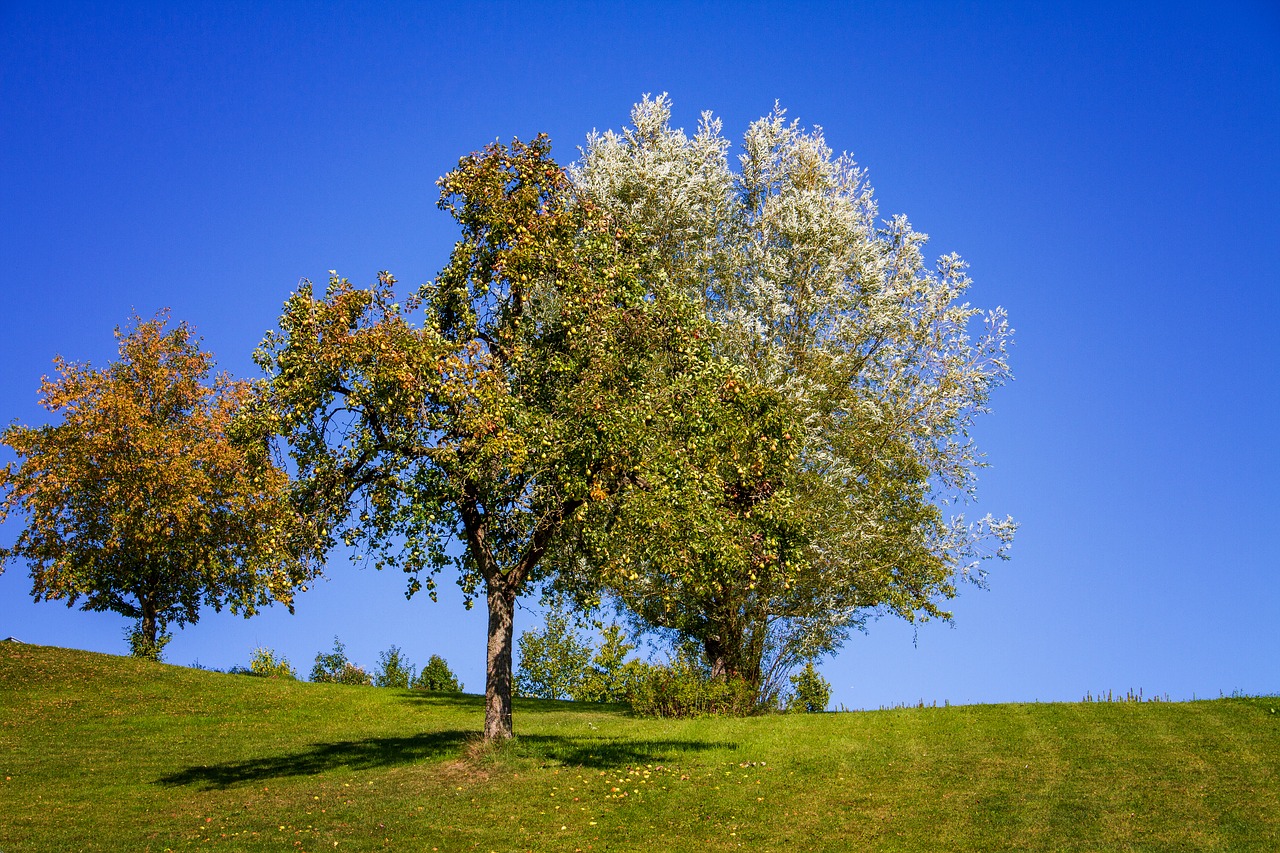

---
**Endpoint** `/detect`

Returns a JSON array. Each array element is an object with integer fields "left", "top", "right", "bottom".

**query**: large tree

[
  {"left": 0, "top": 313, "right": 320, "bottom": 659},
  {"left": 254, "top": 136, "right": 709, "bottom": 739},
  {"left": 565, "top": 96, "right": 1016, "bottom": 696}
]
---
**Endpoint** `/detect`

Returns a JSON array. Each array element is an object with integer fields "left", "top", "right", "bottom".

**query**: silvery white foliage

[
  {"left": 576, "top": 95, "right": 1016, "bottom": 670},
  {"left": 573, "top": 95, "right": 738, "bottom": 307}
]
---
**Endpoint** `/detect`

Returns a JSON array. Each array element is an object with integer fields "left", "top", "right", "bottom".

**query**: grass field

[{"left": 1, "top": 643, "right": 1276, "bottom": 851}]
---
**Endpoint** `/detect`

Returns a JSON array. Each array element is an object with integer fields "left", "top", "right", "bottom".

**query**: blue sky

[{"left": 1, "top": 1, "right": 1276, "bottom": 709}]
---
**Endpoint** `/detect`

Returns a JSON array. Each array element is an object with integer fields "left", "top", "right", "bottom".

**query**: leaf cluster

[{"left": 515, "top": 603, "right": 646, "bottom": 704}]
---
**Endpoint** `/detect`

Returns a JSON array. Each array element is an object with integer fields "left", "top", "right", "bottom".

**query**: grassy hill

[{"left": 0, "top": 644, "right": 1276, "bottom": 851}]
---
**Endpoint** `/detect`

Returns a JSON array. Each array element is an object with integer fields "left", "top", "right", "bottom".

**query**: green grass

[{"left": 1, "top": 644, "right": 1277, "bottom": 852}]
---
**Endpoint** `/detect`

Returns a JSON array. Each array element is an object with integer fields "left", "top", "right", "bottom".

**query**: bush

[
  {"left": 787, "top": 662, "right": 831, "bottom": 713},
  {"left": 629, "top": 655, "right": 760, "bottom": 718},
  {"left": 249, "top": 647, "right": 297, "bottom": 680},
  {"left": 332, "top": 663, "right": 373, "bottom": 685},
  {"left": 126, "top": 626, "right": 171, "bottom": 662},
  {"left": 412, "top": 654, "right": 462, "bottom": 692},
  {"left": 374, "top": 645, "right": 416, "bottom": 689},
  {"left": 310, "top": 636, "right": 372, "bottom": 685}
]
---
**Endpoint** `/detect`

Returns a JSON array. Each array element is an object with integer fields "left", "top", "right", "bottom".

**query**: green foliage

[
  {"left": 309, "top": 636, "right": 372, "bottom": 686},
  {"left": 523, "top": 618, "right": 766, "bottom": 715},
  {"left": 573, "top": 625, "right": 648, "bottom": 704},
  {"left": 516, "top": 605, "right": 648, "bottom": 704},
  {"left": 515, "top": 604, "right": 592, "bottom": 700},
  {"left": 412, "top": 654, "right": 462, "bottom": 692},
  {"left": 126, "top": 625, "right": 172, "bottom": 662},
  {"left": 787, "top": 662, "right": 831, "bottom": 713},
  {"left": 374, "top": 645, "right": 416, "bottom": 689},
  {"left": 629, "top": 653, "right": 760, "bottom": 718},
  {"left": 248, "top": 647, "right": 297, "bottom": 680}
]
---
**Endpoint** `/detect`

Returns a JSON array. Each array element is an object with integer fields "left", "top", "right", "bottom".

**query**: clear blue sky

[{"left": 2, "top": 1, "right": 1276, "bottom": 709}]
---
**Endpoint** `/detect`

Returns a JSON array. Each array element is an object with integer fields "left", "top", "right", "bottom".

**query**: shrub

[
  {"left": 126, "top": 626, "right": 171, "bottom": 662},
  {"left": 332, "top": 663, "right": 373, "bottom": 685},
  {"left": 787, "top": 662, "right": 831, "bottom": 713},
  {"left": 630, "top": 654, "right": 760, "bottom": 718},
  {"left": 374, "top": 645, "right": 416, "bottom": 689},
  {"left": 412, "top": 654, "right": 462, "bottom": 692},
  {"left": 310, "top": 636, "right": 372, "bottom": 685},
  {"left": 249, "top": 647, "right": 297, "bottom": 679}
]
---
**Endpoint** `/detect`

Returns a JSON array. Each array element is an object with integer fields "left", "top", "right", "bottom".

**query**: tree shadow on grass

[
  {"left": 394, "top": 690, "right": 484, "bottom": 708},
  {"left": 397, "top": 690, "right": 632, "bottom": 717},
  {"left": 155, "top": 730, "right": 471, "bottom": 790},
  {"left": 156, "top": 731, "right": 735, "bottom": 790},
  {"left": 512, "top": 734, "right": 736, "bottom": 768}
]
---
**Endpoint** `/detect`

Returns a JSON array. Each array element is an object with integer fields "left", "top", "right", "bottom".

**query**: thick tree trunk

[
  {"left": 459, "top": 478, "right": 573, "bottom": 741},
  {"left": 483, "top": 579, "right": 517, "bottom": 741},
  {"left": 705, "top": 636, "right": 730, "bottom": 680},
  {"left": 140, "top": 596, "right": 158, "bottom": 654}
]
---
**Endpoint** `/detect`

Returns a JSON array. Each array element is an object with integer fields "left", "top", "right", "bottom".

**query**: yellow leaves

[{"left": 1, "top": 312, "right": 322, "bottom": 636}]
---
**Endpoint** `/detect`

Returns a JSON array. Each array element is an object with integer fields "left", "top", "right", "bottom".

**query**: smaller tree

[
  {"left": 574, "top": 624, "right": 649, "bottom": 704},
  {"left": 374, "top": 645, "right": 416, "bottom": 688},
  {"left": 0, "top": 313, "right": 320, "bottom": 659},
  {"left": 516, "top": 604, "right": 647, "bottom": 703},
  {"left": 515, "top": 603, "right": 591, "bottom": 700},
  {"left": 254, "top": 135, "right": 719, "bottom": 739},
  {"left": 787, "top": 663, "right": 831, "bottom": 713},
  {"left": 412, "top": 654, "right": 462, "bottom": 692},
  {"left": 310, "top": 636, "right": 372, "bottom": 685}
]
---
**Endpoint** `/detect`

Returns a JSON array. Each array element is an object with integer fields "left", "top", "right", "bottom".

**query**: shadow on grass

[
  {"left": 156, "top": 730, "right": 471, "bottom": 790},
  {"left": 513, "top": 734, "right": 736, "bottom": 768},
  {"left": 156, "top": 731, "right": 735, "bottom": 790},
  {"left": 394, "top": 690, "right": 486, "bottom": 710},
  {"left": 397, "top": 690, "right": 632, "bottom": 717}
]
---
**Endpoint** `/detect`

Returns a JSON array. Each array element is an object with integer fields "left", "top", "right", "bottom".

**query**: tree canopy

[
  {"left": 563, "top": 95, "right": 1016, "bottom": 695},
  {"left": 254, "top": 135, "right": 715, "bottom": 739},
  {"left": 0, "top": 313, "right": 320, "bottom": 658},
  {"left": 253, "top": 104, "right": 1016, "bottom": 723}
]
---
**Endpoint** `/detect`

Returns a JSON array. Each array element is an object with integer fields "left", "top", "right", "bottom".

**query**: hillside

[{"left": 1, "top": 643, "right": 1276, "bottom": 851}]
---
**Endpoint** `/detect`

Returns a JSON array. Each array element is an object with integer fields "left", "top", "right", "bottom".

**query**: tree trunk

[
  {"left": 483, "top": 579, "right": 517, "bottom": 740},
  {"left": 705, "top": 636, "right": 730, "bottom": 680},
  {"left": 140, "top": 596, "right": 158, "bottom": 653}
]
